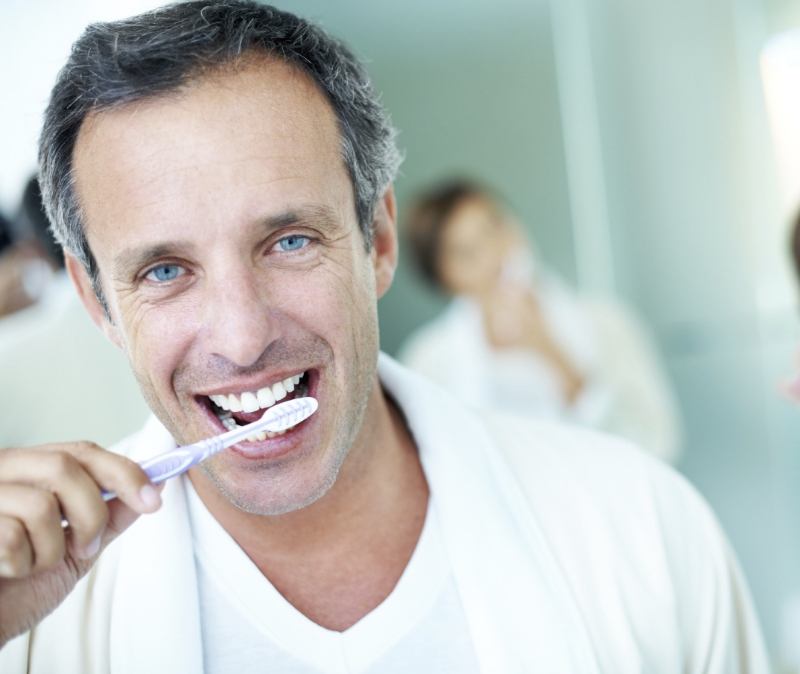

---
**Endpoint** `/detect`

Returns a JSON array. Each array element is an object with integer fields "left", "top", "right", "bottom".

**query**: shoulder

[
  {"left": 484, "top": 410, "right": 655, "bottom": 478},
  {"left": 480, "top": 414, "right": 770, "bottom": 669},
  {"left": 481, "top": 412, "right": 719, "bottom": 586},
  {"left": 484, "top": 412, "right": 700, "bottom": 525}
]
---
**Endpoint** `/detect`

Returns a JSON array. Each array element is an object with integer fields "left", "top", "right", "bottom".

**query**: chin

[{"left": 199, "top": 454, "right": 342, "bottom": 516}]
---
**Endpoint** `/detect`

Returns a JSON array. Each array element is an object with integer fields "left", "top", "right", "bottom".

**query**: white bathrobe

[{"left": 1, "top": 355, "right": 767, "bottom": 673}]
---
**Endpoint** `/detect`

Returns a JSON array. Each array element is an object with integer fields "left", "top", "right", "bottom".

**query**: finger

[
  {"left": 26, "top": 450, "right": 110, "bottom": 554},
  {"left": 0, "top": 444, "right": 161, "bottom": 553},
  {"left": 0, "top": 449, "right": 111, "bottom": 554},
  {"left": 64, "top": 442, "right": 162, "bottom": 515},
  {"left": 0, "top": 485, "right": 65, "bottom": 572},
  {"left": 58, "top": 444, "right": 163, "bottom": 558},
  {"left": 0, "top": 515, "right": 34, "bottom": 578}
]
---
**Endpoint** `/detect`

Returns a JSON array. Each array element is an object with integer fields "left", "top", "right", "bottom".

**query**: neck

[{"left": 189, "top": 378, "right": 429, "bottom": 629}]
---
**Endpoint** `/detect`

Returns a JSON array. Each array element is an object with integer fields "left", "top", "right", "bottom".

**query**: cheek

[
  {"left": 288, "top": 246, "right": 375, "bottom": 318},
  {"left": 441, "top": 255, "right": 474, "bottom": 293},
  {"left": 286, "top": 253, "right": 378, "bottom": 363},
  {"left": 116, "top": 296, "right": 201, "bottom": 391}
]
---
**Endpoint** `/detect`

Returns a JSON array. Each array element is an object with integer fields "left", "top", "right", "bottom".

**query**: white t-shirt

[{"left": 186, "top": 482, "right": 481, "bottom": 673}]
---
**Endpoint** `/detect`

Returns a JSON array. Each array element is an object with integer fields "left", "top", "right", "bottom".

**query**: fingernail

[
  {"left": 139, "top": 484, "right": 162, "bottom": 511},
  {"left": 79, "top": 535, "right": 102, "bottom": 560},
  {"left": 0, "top": 559, "right": 15, "bottom": 577}
]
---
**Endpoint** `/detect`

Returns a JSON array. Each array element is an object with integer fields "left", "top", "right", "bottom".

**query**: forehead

[
  {"left": 72, "top": 57, "right": 350, "bottom": 247},
  {"left": 442, "top": 196, "right": 502, "bottom": 245}
]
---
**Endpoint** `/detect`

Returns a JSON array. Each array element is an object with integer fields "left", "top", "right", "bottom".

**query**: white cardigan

[
  {"left": 2, "top": 355, "right": 767, "bottom": 673},
  {"left": 399, "top": 284, "right": 682, "bottom": 463}
]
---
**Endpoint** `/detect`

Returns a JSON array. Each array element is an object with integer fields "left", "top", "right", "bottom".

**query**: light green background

[{"left": 2, "top": 0, "right": 800, "bottom": 666}]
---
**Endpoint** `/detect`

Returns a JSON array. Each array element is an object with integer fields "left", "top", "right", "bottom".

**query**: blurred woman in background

[
  {"left": 400, "top": 178, "right": 682, "bottom": 462},
  {"left": 786, "top": 210, "right": 800, "bottom": 401}
]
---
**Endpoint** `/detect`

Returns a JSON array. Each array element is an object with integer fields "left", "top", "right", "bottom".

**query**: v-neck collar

[{"left": 185, "top": 481, "right": 448, "bottom": 673}]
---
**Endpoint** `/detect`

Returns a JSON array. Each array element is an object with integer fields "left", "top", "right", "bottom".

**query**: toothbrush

[
  {"left": 118, "top": 395, "right": 319, "bottom": 493},
  {"left": 61, "top": 396, "right": 318, "bottom": 528}
]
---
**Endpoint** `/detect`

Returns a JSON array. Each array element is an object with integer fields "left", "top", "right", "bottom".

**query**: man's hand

[{"left": 0, "top": 442, "right": 162, "bottom": 648}]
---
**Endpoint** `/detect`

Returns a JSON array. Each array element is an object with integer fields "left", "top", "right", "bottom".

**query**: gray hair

[{"left": 38, "top": 0, "right": 402, "bottom": 296}]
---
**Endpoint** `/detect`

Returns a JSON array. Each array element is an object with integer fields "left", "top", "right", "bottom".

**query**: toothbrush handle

[
  {"left": 98, "top": 442, "right": 212, "bottom": 502},
  {"left": 139, "top": 446, "right": 204, "bottom": 484}
]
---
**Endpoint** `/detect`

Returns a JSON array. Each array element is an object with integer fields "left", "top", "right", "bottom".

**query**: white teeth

[
  {"left": 223, "top": 419, "right": 290, "bottom": 443},
  {"left": 241, "top": 428, "right": 287, "bottom": 443},
  {"left": 210, "top": 371, "right": 306, "bottom": 417},
  {"left": 228, "top": 394, "right": 243, "bottom": 413},
  {"left": 240, "top": 392, "right": 259, "bottom": 414},
  {"left": 256, "top": 386, "right": 275, "bottom": 408},
  {"left": 272, "top": 381, "right": 287, "bottom": 402},
  {"left": 210, "top": 394, "right": 230, "bottom": 411}
]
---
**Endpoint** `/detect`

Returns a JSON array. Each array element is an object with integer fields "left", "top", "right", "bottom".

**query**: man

[{"left": 0, "top": 2, "right": 768, "bottom": 671}]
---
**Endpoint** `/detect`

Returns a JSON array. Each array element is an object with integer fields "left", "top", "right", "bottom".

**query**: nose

[{"left": 201, "top": 266, "right": 279, "bottom": 369}]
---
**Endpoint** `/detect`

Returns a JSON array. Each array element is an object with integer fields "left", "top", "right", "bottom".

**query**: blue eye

[
  {"left": 277, "top": 235, "right": 310, "bottom": 252},
  {"left": 145, "top": 264, "right": 184, "bottom": 282}
]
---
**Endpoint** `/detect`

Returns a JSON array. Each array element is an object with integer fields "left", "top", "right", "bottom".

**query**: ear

[
  {"left": 371, "top": 186, "right": 399, "bottom": 299},
  {"left": 64, "top": 253, "right": 123, "bottom": 349}
]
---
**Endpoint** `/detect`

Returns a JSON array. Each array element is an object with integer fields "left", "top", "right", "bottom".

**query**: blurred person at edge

[
  {"left": 787, "top": 209, "right": 800, "bottom": 398},
  {"left": 0, "top": 178, "right": 61, "bottom": 319},
  {"left": 400, "top": 178, "right": 682, "bottom": 462},
  {"left": 0, "top": 176, "right": 149, "bottom": 447},
  {"left": 0, "top": 3, "right": 767, "bottom": 673},
  {"left": 0, "top": 211, "right": 11, "bottom": 252}
]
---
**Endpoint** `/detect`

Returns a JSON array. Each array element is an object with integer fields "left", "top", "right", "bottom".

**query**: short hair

[
  {"left": 405, "top": 178, "right": 499, "bottom": 290},
  {"left": 39, "top": 0, "right": 402, "bottom": 297}
]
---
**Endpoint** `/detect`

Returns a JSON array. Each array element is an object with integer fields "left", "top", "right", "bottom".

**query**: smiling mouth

[{"left": 204, "top": 371, "right": 311, "bottom": 442}]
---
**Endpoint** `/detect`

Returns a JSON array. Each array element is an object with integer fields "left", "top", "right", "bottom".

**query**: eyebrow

[{"left": 111, "top": 204, "right": 343, "bottom": 280}]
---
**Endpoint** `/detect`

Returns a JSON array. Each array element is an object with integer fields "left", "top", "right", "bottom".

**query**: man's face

[{"left": 69, "top": 59, "right": 396, "bottom": 515}]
